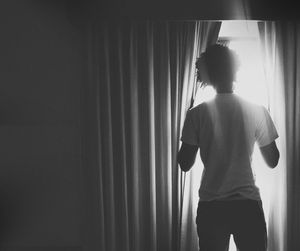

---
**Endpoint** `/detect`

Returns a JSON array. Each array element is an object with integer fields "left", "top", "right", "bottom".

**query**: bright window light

[{"left": 230, "top": 40, "right": 268, "bottom": 108}]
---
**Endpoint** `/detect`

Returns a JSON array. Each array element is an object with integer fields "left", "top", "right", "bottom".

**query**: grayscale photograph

[{"left": 0, "top": 1, "right": 299, "bottom": 250}]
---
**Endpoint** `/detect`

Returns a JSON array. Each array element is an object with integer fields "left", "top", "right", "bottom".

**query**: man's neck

[
  {"left": 216, "top": 90, "right": 234, "bottom": 94},
  {"left": 214, "top": 82, "right": 234, "bottom": 94}
]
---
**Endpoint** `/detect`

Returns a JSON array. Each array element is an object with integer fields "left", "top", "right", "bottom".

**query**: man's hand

[{"left": 177, "top": 142, "right": 198, "bottom": 172}]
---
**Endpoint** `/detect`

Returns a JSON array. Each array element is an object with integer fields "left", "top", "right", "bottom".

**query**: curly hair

[{"left": 196, "top": 44, "right": 241, "bottom": 88}]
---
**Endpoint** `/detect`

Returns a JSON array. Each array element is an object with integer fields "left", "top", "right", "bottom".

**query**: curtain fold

[
  {"left": 258, "top": 21, "right": 300, "bottom": 251},
  {"left": 84, "top": 19, "right": 220, "bottom": 251}
]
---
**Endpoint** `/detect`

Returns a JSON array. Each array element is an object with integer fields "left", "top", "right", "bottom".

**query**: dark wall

[
  {"left": 0, "top": 1, "right": 85, "bottom": 250},
  {"left": 87, "top": 0, "right": 300, "bottom": 20}
]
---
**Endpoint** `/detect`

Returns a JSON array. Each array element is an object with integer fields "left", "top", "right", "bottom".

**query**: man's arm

[
  {"left": 177, "top": 142, "right": 198, "bottom": 172},
  {"left": 259, "top": 141, "right": 280, "bottom": 168}
]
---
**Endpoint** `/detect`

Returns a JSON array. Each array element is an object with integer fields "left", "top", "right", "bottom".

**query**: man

[{"left": 177, "top": 44, "right": 279, "bottom": 251}]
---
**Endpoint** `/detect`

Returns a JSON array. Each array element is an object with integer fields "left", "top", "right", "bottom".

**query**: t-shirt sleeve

[
  {"left": 256, "top": 106, "right": 279, "bottom": 147},
  {"left": 180, "top": 110, "right": 198, "bottom": 146}
]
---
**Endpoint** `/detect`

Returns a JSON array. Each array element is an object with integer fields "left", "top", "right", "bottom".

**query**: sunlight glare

[{"left": 230, "top": 40, "right": 268, "bottom": 108}]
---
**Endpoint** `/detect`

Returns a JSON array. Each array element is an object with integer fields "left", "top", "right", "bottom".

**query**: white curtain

[{"left": 258, "top": 21, "right": 300, "bottom": 251}]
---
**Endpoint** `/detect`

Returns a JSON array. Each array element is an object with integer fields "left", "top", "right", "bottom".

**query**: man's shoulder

[
  {"left": 235, "top": 95, "right": 263, "bottom": 112},
  {"left": 234, "top": 96, "right": 270, "bottom": 127},
  {"left": 185, "top": 103, "right": 209, "bottom": 123},
  {"left": 189, "top": 102, "right": 208, "bottom": 114}
]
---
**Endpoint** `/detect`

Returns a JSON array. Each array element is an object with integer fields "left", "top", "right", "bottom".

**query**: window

[{"left": 192, "top": 21, "right": 272, "bottom": 251}]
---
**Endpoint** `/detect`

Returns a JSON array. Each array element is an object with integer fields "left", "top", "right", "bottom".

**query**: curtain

[
  {"left": 83, "top": 20, "right": 220, "bottom": 251},
  {"left": 258, "top": 21, "right": 300, "bottom": 251}
]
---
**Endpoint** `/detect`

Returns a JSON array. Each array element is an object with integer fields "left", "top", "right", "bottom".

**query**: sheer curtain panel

[{"left": 258, "top": 21, "right": 300, "bottom": 251}]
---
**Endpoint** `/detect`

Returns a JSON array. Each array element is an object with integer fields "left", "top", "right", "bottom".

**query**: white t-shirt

[{"left": 181, "top": 93, "right": 278, "bottom": 201}]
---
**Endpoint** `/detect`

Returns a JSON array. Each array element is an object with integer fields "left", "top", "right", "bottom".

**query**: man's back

[{"left": 181, "top": 93, "right": 278, "bottom": 201}]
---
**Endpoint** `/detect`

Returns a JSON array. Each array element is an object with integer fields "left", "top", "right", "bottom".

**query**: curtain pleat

[
  {"left": 258, "top": 21, "right": 287, "bottom": 251},
  {"left": 85, "top": 20, "right": 220, "bottom": 251},
  {"left": 116, "top": 25, "right": 130, "bottom": 251},
  {"left": 281, "top": 22, "right": 300, "bottom": 251},
  {"left": 258, "top": 21, "right": 300, "bottom": 251},
  {"left": 146, "top": 23, "right": 157, "bottom": 251}
]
